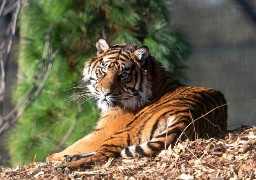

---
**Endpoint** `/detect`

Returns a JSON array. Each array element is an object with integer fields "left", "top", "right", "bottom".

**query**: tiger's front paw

[
  {"left": 55, "top": 161, "right": 76, "bottom": 172},
  {"left": 46, "top": 152, "right": 65, "bottom": 162},
  {"left": 54, "top": 152, "right": 97, "bottom": 172},
  {"left": 55, "top": 158, "right": 94, "bottom": 172}
]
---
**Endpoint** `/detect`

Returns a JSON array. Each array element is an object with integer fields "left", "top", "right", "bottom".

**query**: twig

[
  {"left": 56, "top": 103, "right": 82, "bottom": 150},
  {"left": 0, "top": 0, "right": 6, "bottom": 16},
  {"left": 4, "top": 0, "right": 21, "bottom": 80},
  {"left": 1, "top": 0, "right": 19, "bottom": 17}
]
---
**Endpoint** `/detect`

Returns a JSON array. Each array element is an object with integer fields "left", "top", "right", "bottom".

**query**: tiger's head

[{"left": 82, "top": 39, "right": 153, "bottom": 112}]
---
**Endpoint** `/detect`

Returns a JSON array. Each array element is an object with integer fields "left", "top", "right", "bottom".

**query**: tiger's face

[{"left": 82, "top": 39, "right": 152, "bottom": 111}]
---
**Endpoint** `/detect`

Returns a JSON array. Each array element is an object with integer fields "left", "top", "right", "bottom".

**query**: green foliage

[{"left": 7, "top": 0, "right": 191, "bottom": 165}]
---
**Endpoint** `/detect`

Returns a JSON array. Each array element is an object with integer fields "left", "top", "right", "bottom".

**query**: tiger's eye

[{"left": 121, "top": 72, "right": 128, "bottom": 78}]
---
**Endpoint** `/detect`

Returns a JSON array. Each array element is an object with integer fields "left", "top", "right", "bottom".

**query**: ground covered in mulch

[{"left": 1, "top": 126, "right": 255, "bottom": 179}]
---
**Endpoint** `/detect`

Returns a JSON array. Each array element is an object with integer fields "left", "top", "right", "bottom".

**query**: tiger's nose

[{"left": 101, "top": 88, "right": 112, "bottom": 96}]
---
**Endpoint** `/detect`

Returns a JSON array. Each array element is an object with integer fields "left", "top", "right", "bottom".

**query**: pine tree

[{"left": 7, "top": 0, "right": 191, "bottom": 165}]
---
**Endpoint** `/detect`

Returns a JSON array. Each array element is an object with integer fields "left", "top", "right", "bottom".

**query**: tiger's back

[
  {"left": 47, "top": 39, "right": 228, "bottom": 169},
  {"left": 125, "top": 86, "right": 226, "bottom": 146}
]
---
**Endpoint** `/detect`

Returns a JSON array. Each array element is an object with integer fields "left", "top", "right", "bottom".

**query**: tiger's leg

[
  {"left": 55, "top": 121, "right": 190, "bottom": 170},
  {"left": 47, "top": 110, "right": 134, "bottom": 162},
  {"left": 55, "top": 151, "right": 111, "bottom": 171},
  {"left": 55, "top": 129, "right": 133, "bottom": 170},
  {"left": 121, "top": 120, "right": 190, "bottom": 158},
  {"left": 46, "top": 131, "right": 108, "bottom": 162},
  {"left": 48, "top": 126, "right": 129, "bottom": 162}
]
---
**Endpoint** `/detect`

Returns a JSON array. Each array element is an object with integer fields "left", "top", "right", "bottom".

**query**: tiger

[{"left": 46, "top": 39, "right": 228, "bottom": 170}]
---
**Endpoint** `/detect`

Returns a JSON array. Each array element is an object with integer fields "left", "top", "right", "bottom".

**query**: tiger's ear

[
  {"left": 96, "top": 39, "right": 110, "bottom": 55},
  {"left": 134, "top": 46, "right": 149, "bottom": 65}
]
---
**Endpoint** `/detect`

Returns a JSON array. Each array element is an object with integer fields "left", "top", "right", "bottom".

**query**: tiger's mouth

[
  {"left": 93, "top": 86, "right": 152, "bottom": 111},
  {"left": 97, "top": 98, "right": 118, "bottom": 110},
  {"left": 97, "top": 92, "right": 141, "bottom": 110},
  {"left": 98, "top": 95, "right": 119, "bottom": 107},
  {"left": 102, "top": 97, "right": 117, "bottom": 104}
]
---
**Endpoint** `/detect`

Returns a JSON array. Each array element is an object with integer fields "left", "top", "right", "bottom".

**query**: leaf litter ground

[{"left": 1, "top": 126, "right": 255, "bottom": 179}]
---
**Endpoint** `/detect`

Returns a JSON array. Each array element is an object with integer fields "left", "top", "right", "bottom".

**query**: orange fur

[{"left": 46, "top": 108, "right": 135, "bottom": 161}]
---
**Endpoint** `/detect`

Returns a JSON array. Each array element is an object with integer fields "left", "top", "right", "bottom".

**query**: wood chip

[{"left": 0, "top": 126, "right": 255, "bottom": 179}]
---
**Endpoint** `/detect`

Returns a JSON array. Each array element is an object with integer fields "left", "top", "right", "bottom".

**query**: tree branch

[
  {"left": 0, "top": 0, "right": 22, "bottom": 121},
  {"left": 0, "top": 24, "right": 68, "bottom": 135},
  {"left": 0, "top": 0, "right": 6, "bottom": 16}
]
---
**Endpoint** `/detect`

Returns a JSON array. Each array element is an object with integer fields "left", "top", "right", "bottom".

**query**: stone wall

[{"left": 170, "top": 0, "right": 256, "bottom": 128}]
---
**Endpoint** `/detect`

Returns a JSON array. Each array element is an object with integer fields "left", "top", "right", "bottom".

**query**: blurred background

[{"left": 0, "top": 0, "right": 255, "bottom": 167}]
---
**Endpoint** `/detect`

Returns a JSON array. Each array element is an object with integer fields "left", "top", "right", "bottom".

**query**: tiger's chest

[{"left": 96, "top": 109, "right": 136, "bottom": 138}]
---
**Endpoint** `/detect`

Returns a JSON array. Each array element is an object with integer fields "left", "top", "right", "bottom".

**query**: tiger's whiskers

[{"left": 68, "top": 90, "right": 94, "bottom": 103}]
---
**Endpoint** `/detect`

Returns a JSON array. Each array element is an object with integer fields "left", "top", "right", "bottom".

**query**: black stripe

[
  {"left": 156, "top": 126, "right": 184, "bottom": 138},
  {"left": 126, "top": 133, "right": 131, "bottom": 146},
  {"left": 111, "top": 45, "right": 126, "bottom": 49},
  {"left": 147, "top": 141, "right": 164, "bottom": 151},
  {"left": 118, "top": 57, "right": 129, "bottom": 63},
  {"left": 149, "top": 115, "right": 165, "bottom": 140},
  {"left": 107, "top": 56, "right": 119, "bottom": 59},
  {"left": 192, "top": 92, "right": 213, "bottom": 113},
  {"left": 107, "top": 50, "right": 121, "bottom": 54},
  {"left": 100, "top": 115, "right": 109, "bottom": 119},
  {"left": 130, "top": 64, "right": 135, "bottom": 71},
  {"left": 88, "top": 61, "right": 98, "bottom": 74},
  {"left": 109, "top": 129, "right": 129, "bottom": 136},
  {"left": 125, "top": 147, "right": 133, "bottom": 157},
  {"left": 137, "top": 72, "right": 144, "bottom": 92},
  {"left": 149, "top": 57, "right": 155, "bottom": 73},
  {"left": 101, "top": 144, "right": 123, "bottom": 149},
  {"left": 171, "top": 127, "right": 185, "bottom": 144},
  {"left": 103, "top": 150, "right": 121, "bottom": 157},
  {"left": 123, "top": 48, "right": 132, "bottom": 53},
  {"left": 126, "top": 86, "right": 137, "bottom": 93},
  {"left": 137, "top": 120, "right": 148, "bottom": 144},
  {"left": 135, "top": 145, "right": 146, "bottom": 156},
  {"left": 93, "top": 128, "right": 102, "bottom": 132},
  {"left": 133, "top": 70, "right": 138, "bottom": 89},
  {"left": 121, "top": 53, "right": 130, "bottom": 60}
]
